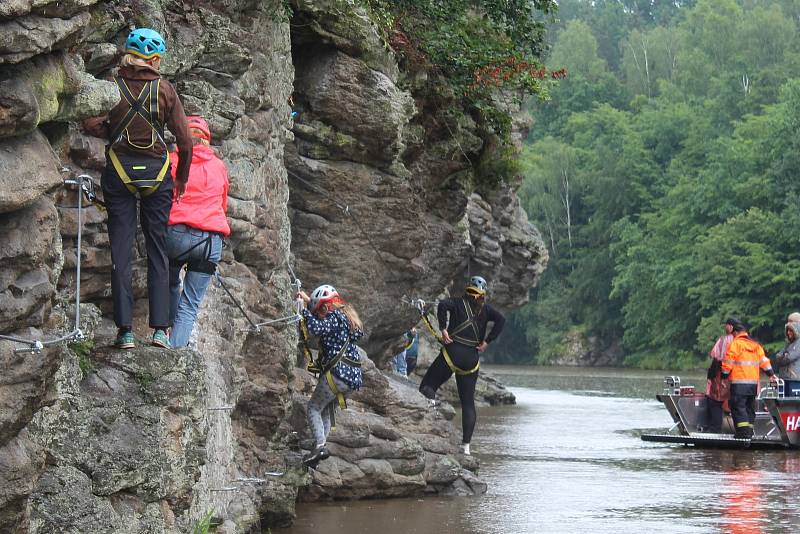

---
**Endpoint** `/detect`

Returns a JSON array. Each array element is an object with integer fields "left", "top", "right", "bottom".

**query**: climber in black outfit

[{"left": 419, "top": 276, "right": 505, "bottom": 455}]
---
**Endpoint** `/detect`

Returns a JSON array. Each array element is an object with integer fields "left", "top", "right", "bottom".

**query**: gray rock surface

[
  {"left": 0, "top": 12, "right": 90, "bottom": 65},
  {"left": 0, "top": 131, "right": 63, "bottom": 213},
  {"left": 0, "top": 195, "right": 63, "bottom": 330},
  {"left": 0, "top": 0, "right": 546, "bottom": 531}
]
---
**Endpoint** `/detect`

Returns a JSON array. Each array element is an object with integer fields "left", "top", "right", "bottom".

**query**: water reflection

[{"left": 281, "top": 367, "right": 800, "bottom": 534}]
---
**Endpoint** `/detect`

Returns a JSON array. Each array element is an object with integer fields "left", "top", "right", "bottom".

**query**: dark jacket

[
  {"left": 84, "top": 65, "right": 193, "bottom": 184},
  {"left": 437, "top": 296, "right": 505, "bottom": 347}
]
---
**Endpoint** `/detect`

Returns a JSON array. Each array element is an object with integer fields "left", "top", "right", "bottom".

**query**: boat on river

[{"left": 641, "top": 377, "right": 800, "bottom": 449}]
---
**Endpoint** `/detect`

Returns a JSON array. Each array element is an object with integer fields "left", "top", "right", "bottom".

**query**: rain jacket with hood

[
  {"left": 772, "top": 322, "right": 800, "bottom": 379},
  {"left": 707, "top": 334, "right": 732, "bottom": 402},
  {"left": 722, "top": 332, "right": 773, "bottom": 385},
  {"left": 167, "top": 143, "right": 230, "bottom": 235}
]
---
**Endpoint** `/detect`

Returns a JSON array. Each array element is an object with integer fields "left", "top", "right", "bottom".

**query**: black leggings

[{"left": 420, "top": 347, "right": 479, "bottom": 444}]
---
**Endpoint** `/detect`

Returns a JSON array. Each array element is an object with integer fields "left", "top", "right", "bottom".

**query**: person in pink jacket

[{"left": 166, "top": 116, "right": 231, "bottom": 347}]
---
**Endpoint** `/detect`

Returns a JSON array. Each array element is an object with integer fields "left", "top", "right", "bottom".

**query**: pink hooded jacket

[{"left": 167, "top": 143, "right": 230, "bottom": 236}]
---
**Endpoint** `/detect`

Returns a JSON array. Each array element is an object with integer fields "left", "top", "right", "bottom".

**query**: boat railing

[
  {"left": 759, "top": 377, "right": 785, "bottom": 400},
  {"left": 663, "top": 376, "right": 680, "bottom": 395}
]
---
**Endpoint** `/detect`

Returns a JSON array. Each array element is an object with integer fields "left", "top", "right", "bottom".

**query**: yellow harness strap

[
  {"left": 442, "top": 346, "right": 480, "bottom": 375},
  {"left": 299, "top": 318, "right": 319, "bottom": 373},
  {"left": 419, "top": 308, "right": 480, "bottom": 375},
  {"left": 108, "top": 79, "right": 170, "bottom": 197},
  {"left": 325, "top": 370, "right": 347, "bottom": 410}
]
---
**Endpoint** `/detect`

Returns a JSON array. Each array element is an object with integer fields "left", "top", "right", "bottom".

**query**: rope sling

[{"left": 413, "top": 297, "right": 482, "bottom": 376}]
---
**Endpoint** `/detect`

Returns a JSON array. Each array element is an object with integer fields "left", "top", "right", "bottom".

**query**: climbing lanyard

[{"left": 412, "top": 298, "right": 480, "bottom": 376}]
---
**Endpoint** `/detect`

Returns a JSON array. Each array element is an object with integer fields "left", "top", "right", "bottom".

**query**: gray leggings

[{"left": 307, "top": 375, "right": 352, "bottom": 447}]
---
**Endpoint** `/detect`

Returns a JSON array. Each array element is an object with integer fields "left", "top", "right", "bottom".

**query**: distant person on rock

[
  {"left": 705, "top": 319, "right": 733, "bottom": 433},
  {"left": 404, "top": 327, "right": 420, "bottom": 376},
  {"left": 419, "top": 276, "right": 505, "bottom": 455},
  {"left": 297, "top": 284, "right": 365, "bottom": 467},
  {"left": 392, "top": 342, "right": 408, "bottom": 377},
  {"left": 391, "top": 327, "right": 419, "bottom": 378},
  {"left": 83, "top": 28, "right": 192, "bottom": 350},
  {"left": 166, "top": 116, "right": 230, "bottom": 348},
  {"left": 721, "top": 318, "right": 776, "bottom": 438}
]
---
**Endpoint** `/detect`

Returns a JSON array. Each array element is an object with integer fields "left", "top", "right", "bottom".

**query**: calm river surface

[{"left": 278, "top": 366, "right": 800, "bottom": 534}]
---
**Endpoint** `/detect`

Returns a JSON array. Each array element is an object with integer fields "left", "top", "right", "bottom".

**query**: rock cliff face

[{"left": 0, "top": 0, "right": 547, "bottom": 531}]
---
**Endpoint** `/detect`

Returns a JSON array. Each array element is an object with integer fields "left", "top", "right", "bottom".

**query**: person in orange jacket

[{"left": 721, "top": 318, "right": 776, "bottom": 438}]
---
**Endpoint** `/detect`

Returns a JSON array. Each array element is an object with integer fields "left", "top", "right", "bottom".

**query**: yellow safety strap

[
  {"left": 108, "top": 147, "right": 170, "bottom": 196},
  {"left": 299, "top": 318, "right": 319, "bottom": 373},
  {"left": 418, "top": 309, "right": 479, "bottom": 375},
  {"left": 325, "top": 370, "right": 347, "bottom": 410},
  {"left": 442, "top": 346, "right": 480, "bottom": 376}
]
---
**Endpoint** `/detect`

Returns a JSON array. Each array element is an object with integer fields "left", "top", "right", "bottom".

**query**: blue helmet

[
  {"left": 466, "top": 275, "right": 488, "bottom": 296},
  {"left": 125, "top": 28, "right": 166, "bottom": 59}
]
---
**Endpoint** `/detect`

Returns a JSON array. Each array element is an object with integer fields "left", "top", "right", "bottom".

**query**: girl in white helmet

[{"left": 297, "top": 284, "right": 364, "bottom": 467}]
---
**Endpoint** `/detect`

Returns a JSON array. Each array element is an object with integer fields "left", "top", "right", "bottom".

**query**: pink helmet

[{"left": 186, "top": 115, "right": 211, "bottom": 141}]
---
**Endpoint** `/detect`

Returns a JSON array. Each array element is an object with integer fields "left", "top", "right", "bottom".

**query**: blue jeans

[
  {"left": 393, "top": 350, "right": 407, "bottom": 375},
  {"left": 167, "top": 224, "right": 223, "bottom": 348}
]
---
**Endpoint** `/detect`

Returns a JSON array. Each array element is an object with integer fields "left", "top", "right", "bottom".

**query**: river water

[{"left": 278, "top": 366, "right": 800, "bottom": 534}]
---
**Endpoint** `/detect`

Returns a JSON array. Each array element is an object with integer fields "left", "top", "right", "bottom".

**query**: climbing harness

[
  {"left": 448, "top": 298, "right": 484, "bottom": 347},
  {"left": 406, "top": 297, "right": 480, "bottom": 376},
  {"left": 0, "top": 174, "right": 90, "bottom": 354},
  {"left": 170, "top": 231, "right": 219, "bottom": 275},
  {"left": 107, "top": 77, "right": 170, "bottom": 197}
]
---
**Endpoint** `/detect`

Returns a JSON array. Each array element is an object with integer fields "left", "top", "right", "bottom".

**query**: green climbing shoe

[
  {"left": 152, "top": 329, "right": 171, "bottom": 349},
  {"left": 114, "top": 330, "right": 135, "bottom": 350}
]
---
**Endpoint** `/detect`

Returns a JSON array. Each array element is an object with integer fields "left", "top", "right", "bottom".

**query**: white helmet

[
  {"left": 309, "top": 284, "right": 339, "bottom": 313},
  {"left": 466, "top": 275, "right": 488, "bottom": 296}
]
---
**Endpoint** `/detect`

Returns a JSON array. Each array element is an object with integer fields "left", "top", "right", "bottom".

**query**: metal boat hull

[{"left": 641, "top": 377, "right": 800, "bottom": 449}]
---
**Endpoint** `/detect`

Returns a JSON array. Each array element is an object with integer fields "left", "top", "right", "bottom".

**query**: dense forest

[{"left": 491, "top": 0, "right": 800, "bottom": 368}]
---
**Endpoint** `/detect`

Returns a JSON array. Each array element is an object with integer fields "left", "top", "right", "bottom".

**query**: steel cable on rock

[
  {"left": 0, "top": 174, "right": 91, "bottom": 354},
  {"left": 286, "top": 169, "right": 394, "bottom": 274}
]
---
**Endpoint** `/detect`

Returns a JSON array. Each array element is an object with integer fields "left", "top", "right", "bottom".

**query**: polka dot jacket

[{"left": 302, "top": 308, "right": 365, "bottom": 389}]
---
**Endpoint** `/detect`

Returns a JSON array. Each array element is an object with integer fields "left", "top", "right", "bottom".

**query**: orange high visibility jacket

[{"left": 722, "top": 332, "right": 773, "bottom": 384}]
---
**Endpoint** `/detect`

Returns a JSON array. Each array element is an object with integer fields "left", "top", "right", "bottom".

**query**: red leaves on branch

[{"left": 469, "top": 56, "right": 568, "bottom": 93}]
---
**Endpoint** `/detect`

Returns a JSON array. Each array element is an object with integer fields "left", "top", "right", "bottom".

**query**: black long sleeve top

[{"left": 437, "top": 296, "right": 506, "bottom": 345}]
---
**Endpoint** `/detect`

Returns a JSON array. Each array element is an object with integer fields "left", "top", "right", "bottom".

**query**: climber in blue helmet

[
  {"left": 124, "top": 27, "right": 167, "bottom": 60},
  {"left": 83, "top": 27, "right": 193, "bottom": 351}
]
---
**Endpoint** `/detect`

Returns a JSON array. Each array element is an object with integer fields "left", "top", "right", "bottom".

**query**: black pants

[
  {"left": 730, "top": 383, "right": 757, "bottom": 436},
  {"left": 406, "top": 356, "right": 417, "bottom": 375},
  {"left": 102, "top": 164, "right": 173, "bottom": 330},
  {"left": 706, "top": 397, "right": 724, "bottom": 433},
  {"left": 420, "top": 345, "right": 479, "bottom": 444}
]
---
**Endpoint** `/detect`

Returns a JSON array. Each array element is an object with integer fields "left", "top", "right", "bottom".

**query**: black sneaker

[{"left": 302, "top": 445, "right": 330, "bottom": 468}]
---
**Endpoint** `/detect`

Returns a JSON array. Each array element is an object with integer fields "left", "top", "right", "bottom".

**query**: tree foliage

[
  {"left": 490, "top": 0, "right": 800, "bottom": 369},
  {"left": 362, "top": 0, "right": 560, "bottom": 133}
]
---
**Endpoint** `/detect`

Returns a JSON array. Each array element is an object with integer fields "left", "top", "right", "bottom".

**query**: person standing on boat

[
  {"left": 771, "top": 322, "right": 800, "bottom": 393},
  {"left": 721, "top": 319, "right": 776, "bottom": 438},
  {"left": 705, "top": 319, "right": 734, "bottom": 433},
  {"left": 419, "top": 276, "right": 505, "bottom": 455}
]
